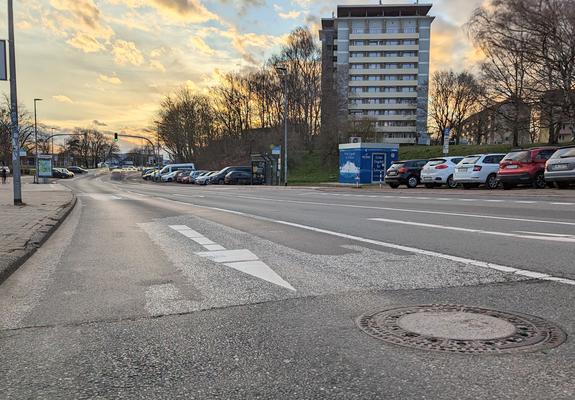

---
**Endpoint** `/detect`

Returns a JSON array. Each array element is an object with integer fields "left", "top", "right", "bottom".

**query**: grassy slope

[{"left": 289, "top": 144, "right": 552, "bottom": 184}]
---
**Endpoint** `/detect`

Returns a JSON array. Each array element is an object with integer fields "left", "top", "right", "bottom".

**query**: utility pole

[
  {"left": 8, "top": 0, "right": 22, "bottom": 204},
  {"left": 33, "top": 98, "right": 42, "bottom": 184},
  {"left": 275, "top": 66, "right": 288, "bottom": 186}
]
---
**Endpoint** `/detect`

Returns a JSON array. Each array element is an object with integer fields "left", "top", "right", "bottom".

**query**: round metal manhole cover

[{"left": 357, "top": 305, "right": 567, "bottom": 354}]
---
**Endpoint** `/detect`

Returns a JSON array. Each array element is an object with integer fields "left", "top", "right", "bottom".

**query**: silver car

[{"left": 544, "top": 146, "right": 575, "bottom": 189}]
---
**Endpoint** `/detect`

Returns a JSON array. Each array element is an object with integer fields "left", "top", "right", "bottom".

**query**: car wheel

[
  {"left": 388, "top": 183, "right": 400, "bottom": 189},
  {"left": 424, "top": 183, "right": 435, "bottom": 189},
  {"left": 407, "top": 176, "right": 419, "bottom": 189},
  {"left": 218, "top": 179, "right": 225, "bottom": 185},
  {"left": 533, "top": 173, "right": 546, "bottom": 189},
  {"left": 486, "top": 174, "right": 498, "bottom": 190},
  {"left": 556, "top": 182, "right": 570, "bottom": 189},
  {"left": 502, "top": 183, "right": 515, "bottom": 190},
  {"left": 447, "top": 175, "right": 458, "bottom": 189}
]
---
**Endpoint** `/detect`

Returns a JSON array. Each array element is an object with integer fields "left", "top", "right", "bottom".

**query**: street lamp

[
  {"left": 275, "top": 65, "right": 288, "bottom": 186},
  {"left": 8, "top": 0, "right": 22, "bottom": 204},
  {"left": 33, "top": 98, "right": 42, "bottom": 183}
]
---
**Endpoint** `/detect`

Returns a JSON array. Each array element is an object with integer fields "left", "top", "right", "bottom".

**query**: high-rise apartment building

[{"left": 320, "top": 3, "right": 434, "bottom": 145}]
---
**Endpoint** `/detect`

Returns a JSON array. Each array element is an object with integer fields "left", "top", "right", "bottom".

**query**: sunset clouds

[{"left": 12, "top": 0, "right": 485, "bottom": 143}]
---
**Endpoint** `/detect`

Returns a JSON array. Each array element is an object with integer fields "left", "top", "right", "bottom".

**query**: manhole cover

[{"left": 357, "top": 305, "right": 566, "bottom": 354}]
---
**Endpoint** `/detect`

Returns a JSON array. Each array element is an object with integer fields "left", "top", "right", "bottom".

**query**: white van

[{"left": 158, "top": 163, "right": 196, "bottom": 177}]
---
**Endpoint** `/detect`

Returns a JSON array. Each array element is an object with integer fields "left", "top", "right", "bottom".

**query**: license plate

[
  {"left": 422, "top": 176, "right": 432, "bottom": 181},
  {"left": 553, "top": 164, "right": 569, "bottom": 171},
  {"left": 388, "top": 171, "right": 397, "bottom": 176},
  {"left": 457, "top": 168, "right": 468, "bottom": 173},
  {"left": 506, "top": 165, "right": 519, "bottom": 169}
]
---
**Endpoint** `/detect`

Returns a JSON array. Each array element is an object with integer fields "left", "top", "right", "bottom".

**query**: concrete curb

[{"left": 0, "top": 194, "right": 78, "bottom": 285}]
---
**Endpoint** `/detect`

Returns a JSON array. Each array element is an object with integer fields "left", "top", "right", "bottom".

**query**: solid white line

[
  {"left": 514, "top": 231, "right": 575, "bottom": 238},
  {"left": 369, "top": 218, "right": 575, "bottom": 243},
  {"left": 215, "top": 194, "right": 575, "bottom": 227},
  {"left": 159, "top": 197, "right": 575, "bottom": 286}
]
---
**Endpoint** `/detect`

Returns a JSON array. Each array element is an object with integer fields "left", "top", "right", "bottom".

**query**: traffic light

[{"left": 114, "top": 133, "right": 118, "bottom": 142}]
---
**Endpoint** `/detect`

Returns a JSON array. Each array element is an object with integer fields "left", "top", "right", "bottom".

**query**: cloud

[
  {"left": 107, "top": 0, "right": 219, "bottom": 23},
  {"left": 46, "top": 0, "right": 114, "bottom": 52},
  {"left": 53, "top": 95, "right": 74, "bottom": 103},
  {"left": 99, "top": 73, "right": 123, "bottom": 85},
  {"left": 67, "top": 34, "right": 106, "bottom": 52},
  {"left": 217, "top": 0, "right": 266, "bottom": 15},
  {"left": 278, "top": 10, "right": 301, "bottom": 19},
  {"left": 93, "top": 120, "right": 108, "bottom": 126},
  {"left": 150, "top": 59, "right": 167, "bottom": 72},
  {"left": 190, "top": 36, "right": 216, "bottom": 55},
  {"left": 112, "top": 40, "right": 145, "bottom": 66}
]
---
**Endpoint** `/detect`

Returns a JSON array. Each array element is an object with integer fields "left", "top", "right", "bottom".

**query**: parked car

[
  {"left": 497, "top": 147, "right": 558, "bottom": 190},
  {"left": 0, "top": 166, "right": 10, "bottom": 175},
  {"left": 196, "top": 171, "right": 218, "bottom": 185},
  {"left": 453, "top": 154, "right": 506, "bottom": 189},
  {"left": 142, "top": 169, "right": 158, "bottom": 180},
  {"left": 420, "top": 157, "right": 464, "bottom": 189},
  {"left": 161, "top": 170, "right": 180, "bottom": 182},
  {"left": 67, "top": 166, "right": 88, "bottom": 174},
  {"left": 209, "top": 166, "right": 252, "bottom": 185},
  {"left": 384, "top": 159, "right": 428, "bottom": 189},
  {"left": 157, "top": 163, "right": 196, "bottom": 178},
  {"left": 175, "top": 169, "right": 193, "bottom": 183},
  {"left": 52, "top": 168, "right": 74, "bottom": 179},
  {"left": 224, "top": 170, "right": 263, "bottom": 185},
  {"left": 544, "top": 145, "right": 575, "bottom": 189},
  {"left": 187, "top": 170, "right": 207, "bottom": 184}
]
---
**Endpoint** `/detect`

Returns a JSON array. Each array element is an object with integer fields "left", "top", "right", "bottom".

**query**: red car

[{"left": 497, "top": 147, "right": 558, "bottom": 190}]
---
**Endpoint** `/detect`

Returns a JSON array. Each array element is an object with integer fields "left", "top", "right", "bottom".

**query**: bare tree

[{"left": 428, "top": 70, "right": 483, "bottom": 144}]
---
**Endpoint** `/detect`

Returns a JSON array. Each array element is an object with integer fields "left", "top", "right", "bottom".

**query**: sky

[{"left": 0, "top": 0, "right": 486, "bottom": 149}]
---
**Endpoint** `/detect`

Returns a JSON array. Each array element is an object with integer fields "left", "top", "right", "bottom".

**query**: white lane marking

[
  {"left": 204, "top": 244, "right": 226, "bottom": 251},
  {"left": 195, "top": 249, "right": 259, "bottom": 263},
  {"left": 223, "top": 261, "right": 295, "bottom": 291},
  {"left": 167, "top": 201, "right": 575, "bottom": 286},
  {"left": 170, "top": 225, "right": 193, "bottom": 231},
  {"left": 369, "top": 218, "right": 575, "bottom": 243},
  {"left": 214, "top": 194, "right": 575, "bottom": 227},
  {"left": 79, "top": 193, "right": 122, "bottom": 200},
  {"left": 179, "top": 230, "right": 205, "bottom": 239},
  {"left": 516, "top": 201, "right": 537, "bottom": 204},
  {"left": 515, "top": 231, "right": 575, "bottom": 238},
  {"left": 459, "top": 199, "right": 477, "bottom": 202},
  {"left": 485, "top": 200, "right": 505, "bottom": 203},
  {"left": 173, "top": 194, "right": 205, "bottom": 198},
  {"left": 191, "top": 237, "right": 215, "bottom": 246},
  {"left": 552, "top": 202, "right": 574, "bottom": 206}
]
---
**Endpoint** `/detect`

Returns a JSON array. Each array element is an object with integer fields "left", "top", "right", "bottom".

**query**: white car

[
  {"left": 420, "top": 157, "right": 464, "bottom": 189},
  {"left": 161, "top": 170, "right": 179, "bottom": 182},
  {"left": 453, "top": 153, "right": 507, "bottom": 189}
]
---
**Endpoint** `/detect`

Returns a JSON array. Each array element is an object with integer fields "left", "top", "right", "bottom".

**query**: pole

[
  {"left": 8, "top": 0, "right": 22, "bottom": 204},
  {"left": 33, "top": 99, "right": 41, "bottom": 183},
  {"left": 283, "top": 76, "right": 288, "bottom": 187}
]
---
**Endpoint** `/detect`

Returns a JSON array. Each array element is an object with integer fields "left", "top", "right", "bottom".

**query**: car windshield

[
  {"left": 460, "top": 156, "right": 480, "bottom": 164},
  {"left": 504, "top": 151, "right": 530, "bottom": 162},
  {"left": 551, "top": 147, "right": 575, "bottom": 159}
]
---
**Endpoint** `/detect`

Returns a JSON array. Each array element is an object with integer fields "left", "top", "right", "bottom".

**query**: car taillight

[
  {"left": 473, "top": 165, "right": 482, "bottom": 172},
  {"left": 398, "top": 167, "right": 407, "bottom": 174},
  {"left": 435, "top": 164, "right": 448, "bottom": 170}
]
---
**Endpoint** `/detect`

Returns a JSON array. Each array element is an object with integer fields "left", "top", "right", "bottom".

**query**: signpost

[
  {"left": 0, "top": 40, "right": 6, "bottom": 81},
  {"left": 443, "top": 128, "right": 451, "bottom": 156}
]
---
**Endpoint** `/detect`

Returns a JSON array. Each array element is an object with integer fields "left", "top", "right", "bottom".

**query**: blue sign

[
  {"left": 272, "top": 146, "right": 281, "bottom": 156},
  {"left": 372, "top": 153, "right": 386, "bottom": 183}
]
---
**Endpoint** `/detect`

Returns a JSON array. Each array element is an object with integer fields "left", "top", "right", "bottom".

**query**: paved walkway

[{"left": 0, "top": 177, "right": 75, "bottom": 283}]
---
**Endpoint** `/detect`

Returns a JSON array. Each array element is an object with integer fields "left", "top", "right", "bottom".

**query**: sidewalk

[{"left": 0, "top": 177, "right": 76, "bottom": 283}]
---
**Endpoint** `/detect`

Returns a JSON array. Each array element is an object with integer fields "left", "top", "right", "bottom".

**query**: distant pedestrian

[{"left": 1, "top": 167, "right": 6, "bottom": 184}]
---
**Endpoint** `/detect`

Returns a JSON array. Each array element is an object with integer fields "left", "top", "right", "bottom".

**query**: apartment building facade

[{"left": 320, "top": 3, "right": 434, "bottom": 145}]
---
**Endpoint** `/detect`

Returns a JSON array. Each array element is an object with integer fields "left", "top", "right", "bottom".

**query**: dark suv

[
  {"left": 385, "top": 159, "right": 428, "bottom": 189},
  {"left": 497, "top": 147, "right": 558, "bottom": 189},
  {"left": 209, "top": 166, "right": 252, "bottom": 185}
]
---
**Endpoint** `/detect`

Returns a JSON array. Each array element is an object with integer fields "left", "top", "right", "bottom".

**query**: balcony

[
  {"left": 349, "top": 56, "right": 419, "bottom": 63},
  {"left": 350, "top": 32, "right": 419, "bottom": 40},
  {"left": 349, "top": 45, "right": 419, "bottom": 52}
]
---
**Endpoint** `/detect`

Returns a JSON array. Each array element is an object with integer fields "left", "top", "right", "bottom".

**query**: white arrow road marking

[
  {"left": 195, "top": 249, "right": 259, "bottom": 263},
  {"left": 223, "top": 261, "right": 295, "bottom": 291},
  {"left": 169, "top": 225, "right": 295, "bottom": 291},
  {"left": 369, "top": 218, "right": 575, "bottom": 243}
]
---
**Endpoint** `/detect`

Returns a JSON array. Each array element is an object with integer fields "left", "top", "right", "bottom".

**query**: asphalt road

[{"left": 1, "top": 172, "right": 574, "bottom": 399}]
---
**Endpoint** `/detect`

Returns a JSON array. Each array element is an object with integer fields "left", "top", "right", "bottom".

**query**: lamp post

[
  {"left": 33, "top": 98, "right": 42, "bottom": 183},
  {"left": 8, "top": 0, "right": 22, "bottom": 204},
  {"left": 275, "top": 66, "right": 288, "bottom": 186}
]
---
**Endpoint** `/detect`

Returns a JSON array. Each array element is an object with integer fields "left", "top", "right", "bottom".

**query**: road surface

[{"left": 1, "top": 173, "right": 574, "bottom": 399}]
